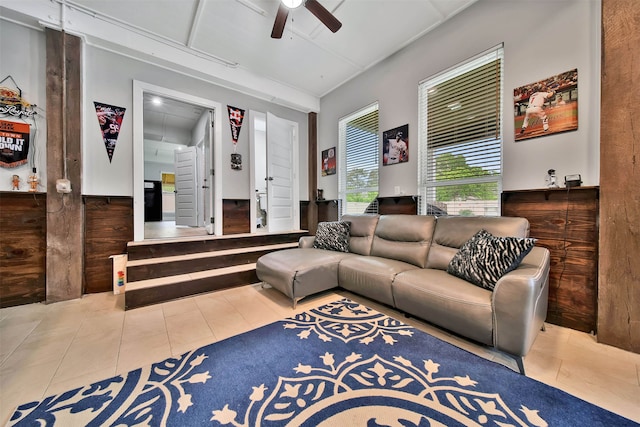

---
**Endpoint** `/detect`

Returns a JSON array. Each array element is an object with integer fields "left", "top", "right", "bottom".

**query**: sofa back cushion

[
  {"left": 370, "top": 215, "right": 436, "bottom": 268},
  {"left": 342, "top": 214, "right": 380, "bottom": 256},
  {"left": 426, "top": 216, "right": 530, "bottom": 270}
]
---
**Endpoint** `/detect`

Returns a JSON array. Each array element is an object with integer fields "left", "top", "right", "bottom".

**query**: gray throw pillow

[
  {"left": 447, "top": 229, "right": 536, "bottom": 290},
  {"left": 313, "top": 221, "right": 351, "bottom": 253}
]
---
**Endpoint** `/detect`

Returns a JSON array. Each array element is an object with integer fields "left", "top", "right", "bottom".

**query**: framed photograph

[
  {"left": 514, "top": 69, "right": 578, "bottom": 141},
  {"left": 383, "top": 124, "right": 409, "bottom": 166},
  {"left": 321, "top": 147, "right": 336, "bottom": 176}
]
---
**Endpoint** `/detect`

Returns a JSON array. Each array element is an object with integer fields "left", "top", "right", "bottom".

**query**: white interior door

[
  {"left": 266, "top": 112, "right": 299, "bottom": 232},
  {"left": 174, "top": 146, "right": 198, "bottom": 226},
  {"left": 204, "top": 110, "right": 215, "bottom": 234}
]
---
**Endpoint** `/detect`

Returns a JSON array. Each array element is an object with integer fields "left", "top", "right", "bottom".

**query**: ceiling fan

[{"left": 271, "top": 0, "right": 342, "bottom": 39}]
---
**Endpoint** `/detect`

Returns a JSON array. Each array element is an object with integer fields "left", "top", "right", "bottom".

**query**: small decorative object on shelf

[
  {"left": 28, "top": 168, "right": 39, "bottom": 192},
  {"left": 316, "top": 189, "right": 324, "bottom": 200},
  {"left": 546, "top": 169, "right": 559, "bottom": 188},
  {"left": 11, "top": 174, "right": 20, "bottom": 190}
]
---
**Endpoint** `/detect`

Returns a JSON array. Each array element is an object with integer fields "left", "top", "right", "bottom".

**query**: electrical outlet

[{"left": 56, "top": 179, "right": 72, "bottom": 193}]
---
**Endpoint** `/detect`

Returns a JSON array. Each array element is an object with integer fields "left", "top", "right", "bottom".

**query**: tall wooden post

[
  {"left": 308, "top": 112, "right": 318, "bottom": 235},
  {"left": 46, "top": 28, "right": 83, "bottom": 302},
  {"left": 598, "top": 0, "right": 640, "bottom": 352}
]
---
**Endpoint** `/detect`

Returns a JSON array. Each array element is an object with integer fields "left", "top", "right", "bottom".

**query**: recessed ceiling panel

[
  {"left": 72, "top": 0, "right": 198, "bottom": 44},
  {"left": 191, "top": 0, "right": 361, "bottom": 95}
]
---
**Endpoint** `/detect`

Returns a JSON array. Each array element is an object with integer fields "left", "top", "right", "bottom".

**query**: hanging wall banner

[
  {"left": 227, "top": 105, "right": 245, "bottom": 170},
  {"left": 94, "top": 102, "right": 126, "bottom": 163},
  {"left": 0, "top": 120, "right": 30, "bottom": 168}
]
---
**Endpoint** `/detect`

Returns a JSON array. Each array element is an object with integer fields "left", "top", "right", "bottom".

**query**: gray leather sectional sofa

[{"left": 256, "top": 214, "right": 550, "bottom": 374}]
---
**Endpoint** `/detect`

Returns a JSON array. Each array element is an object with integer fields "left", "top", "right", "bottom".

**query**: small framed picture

[
  {"left": 383, "top": 124, "right": 409, "bottom": 166},
  {"left": 322, "top": 147, "right": 336, "bottom": 176}
]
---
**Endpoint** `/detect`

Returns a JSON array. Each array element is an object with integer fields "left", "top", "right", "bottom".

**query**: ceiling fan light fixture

[{"left": 282, "top": 0, "right": 303, "bottom": 9}]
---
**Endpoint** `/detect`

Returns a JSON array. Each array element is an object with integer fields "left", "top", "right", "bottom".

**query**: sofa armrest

[
  {"left": 491, "top": 246, "right": 550, "bottom": 357},
  {"left": 299, "top": 236, "right": 316, "bottom": 248}
]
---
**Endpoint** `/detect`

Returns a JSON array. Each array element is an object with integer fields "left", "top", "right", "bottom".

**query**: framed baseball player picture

[
  {"left": 321, "top": 147, "right": 336, "bottom": 176},
  {"left": 514, "top": 68, "right": 578, "bottom": 141},
  {"left": 383, "top": 124, "right": 409, "bottom": 166}
]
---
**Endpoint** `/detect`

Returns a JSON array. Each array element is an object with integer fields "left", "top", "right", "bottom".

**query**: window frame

[
  {"left": 417, "top": 44, "right": 504, "bottom": 217},
  {"left": 338, "top": 102, "right": 380, "bottom": 218}
]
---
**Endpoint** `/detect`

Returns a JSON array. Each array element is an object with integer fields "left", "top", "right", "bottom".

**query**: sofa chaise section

[{"left": 256, "top": 214, "right": 380, "bottom": 307}]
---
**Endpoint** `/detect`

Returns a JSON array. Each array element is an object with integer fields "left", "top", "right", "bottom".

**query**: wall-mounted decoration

[
  {"left": 383, "top": 124, "right": 408, "bottom": 166},
  {"left": 227, "top": 105, "right": 245, "bottom": 170},
  {"left": 0, "top": 76, "right": 37, "bottom": 118},
  {"left": 321, "top": 147, "right": 336, "bottom": 176},
  {"left": 514, "top": 69, "right": 578, "bottom": 141},
  {"left": 94, "top": 102, "right": 126, "bottom": 163},
  {"left": 0, "top": 119, "right": 30, "bottom": 168}
]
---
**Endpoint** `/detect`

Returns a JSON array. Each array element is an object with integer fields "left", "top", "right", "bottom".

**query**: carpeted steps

[{"left": 124, "top": 231, "right": 307, "bottom": 309}]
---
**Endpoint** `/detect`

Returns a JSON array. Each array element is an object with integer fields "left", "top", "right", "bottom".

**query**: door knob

[{"left": 265, "top": 177, "right": 274, "bottom": 181}]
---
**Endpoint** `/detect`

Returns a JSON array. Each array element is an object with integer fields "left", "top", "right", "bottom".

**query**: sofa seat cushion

[
  {"left": 393, "top": 268, "right": 493, "bottom": 346},
  {"left": 256, "top": 248, "right": 354, "bottom": 301},
  {"left": 339, "top": 256, "right": 419, "bottom": 306}
]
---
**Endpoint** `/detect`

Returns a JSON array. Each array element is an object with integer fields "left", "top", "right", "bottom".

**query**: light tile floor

[{"left": 1, "top": 284, "right": 639, "bottom": 425}]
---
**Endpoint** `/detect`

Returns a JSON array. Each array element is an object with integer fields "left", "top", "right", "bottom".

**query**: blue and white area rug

[{"left": 9, "top": 299, "right": 638, "bottom": 426}]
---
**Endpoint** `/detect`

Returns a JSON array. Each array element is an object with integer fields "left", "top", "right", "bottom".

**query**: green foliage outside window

[
  {"left": 435, "top": 152, "right": 498, "bottom": 201},
  {"left": 346, "top": 167, "right": 378, "bottom": 203}
]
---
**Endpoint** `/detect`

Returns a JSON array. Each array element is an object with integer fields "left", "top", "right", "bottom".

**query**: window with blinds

[
  {"left": 418, "top": 45, "right": 504, "bottom": 217},
  {"left": 338, "top": 103, "right": 379, "bottom": 217}
]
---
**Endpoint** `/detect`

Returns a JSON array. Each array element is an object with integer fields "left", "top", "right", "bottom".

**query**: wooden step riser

[
  {"left": 127, "top": 249, "right": 277, "bottom": 283},
  {"left": 127, "top": 232, "right": 306, "bottom": 260},
  {"left": 125, "top": 269, "right": 258, "bottom": 310}
]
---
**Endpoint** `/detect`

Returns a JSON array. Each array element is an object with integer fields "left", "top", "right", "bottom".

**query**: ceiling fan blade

[
  {"left": 271, "top": 3, "right": 289, "bottom": 39},
  {"left": 304, "top": 0, "right": 342, "bottom": 33}
]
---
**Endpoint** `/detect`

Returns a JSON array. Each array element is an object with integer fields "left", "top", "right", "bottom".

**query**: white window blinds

[
  {"left": 418, "top": 45, "right": 504, "bottom": 217},
  {"left": 338, "top": 103, "right": 379, "bottom": 217}
]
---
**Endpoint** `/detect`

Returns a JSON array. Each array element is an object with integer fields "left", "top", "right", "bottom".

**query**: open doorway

[
  {"left": 133, "top": 81, "right": 222, "bottom": 241},
  {"left": 250, "top": 110, "right": 301, "bottom": 233}
]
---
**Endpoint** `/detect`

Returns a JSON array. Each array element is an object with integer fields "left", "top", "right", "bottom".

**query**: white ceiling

[{"left": 1, "top": 0, "right": 478, "bottom": 112}]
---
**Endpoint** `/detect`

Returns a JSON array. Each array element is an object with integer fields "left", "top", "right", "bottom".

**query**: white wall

[
  {"left": 318, "top": 0, "right": 601, "bottom": 200},
  {"left": 0, "top": 21, "right": 47, "bottom": 192},
  {"left": 82, "top": 45, "right": 309, "bottom": 200}
]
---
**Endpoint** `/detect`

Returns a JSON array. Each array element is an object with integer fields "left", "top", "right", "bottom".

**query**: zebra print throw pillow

[
  {"left": 447, "top": 229, "right": 536, "bottom": 290},
  {"left": 313, "top": 221, "right": 351, "bottom": 253}
]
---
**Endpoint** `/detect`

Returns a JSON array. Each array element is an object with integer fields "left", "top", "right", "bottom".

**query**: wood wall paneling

[
  {"left": 46, "top": 28, "right": 83, "bottom": 302},
  {"left": 222, "top": 199, "right": 250, "bottom": 234},
  {"left": 599, "top": 0, "right": 640, "bottom": 353},
  {"left": 377, "top": 196, "right": 417, "bottom": 215},
  {"left": 299, "top": 201, "right": 309, "bottom": 231},
  {"left": 317, "top": 200, "right": 339, "bottom": 223},
  {"left": 501, "top": 187, "right": 599, "bottom": 333},
  {"left": 0, "top": 192, "right": 47, "bottom": 308},
  {"left": 83, "top": 196, "right": 134, "bottom": 294}
]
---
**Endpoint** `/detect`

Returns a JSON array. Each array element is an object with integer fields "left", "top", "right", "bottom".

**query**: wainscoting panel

[
  {"left": 377, "top": 196, "right": 417, "bottom": 215},
  {"left": 317, "top": 200, "right": 339, "bottom": 222},
  {"left": 83, "top": 196, "right": 134, "bottom": 294},
  {"left": 222, "top": 199, "right": 250, "bottom": 235},
  {"left": 0, "top": 192, "right": 47, "bottom": 308},
  {"left": 501, "top": 187, "right": 599, "bottom": 333}
]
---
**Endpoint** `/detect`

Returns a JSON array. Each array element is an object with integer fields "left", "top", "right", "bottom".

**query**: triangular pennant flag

[
  {"left": 227, "top": 105, "right": 245, "bottom": 145},
  {"left": 94, "top": 102, "right": 126, "bottom": 163}
]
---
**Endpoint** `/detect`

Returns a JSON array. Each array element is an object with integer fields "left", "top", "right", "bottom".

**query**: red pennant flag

[
  {"left": 94, "top": 102, "right": 126, "bottom": 163},
  {"left": 227, "top": 105, "right": 245, "bottom": 145}
]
